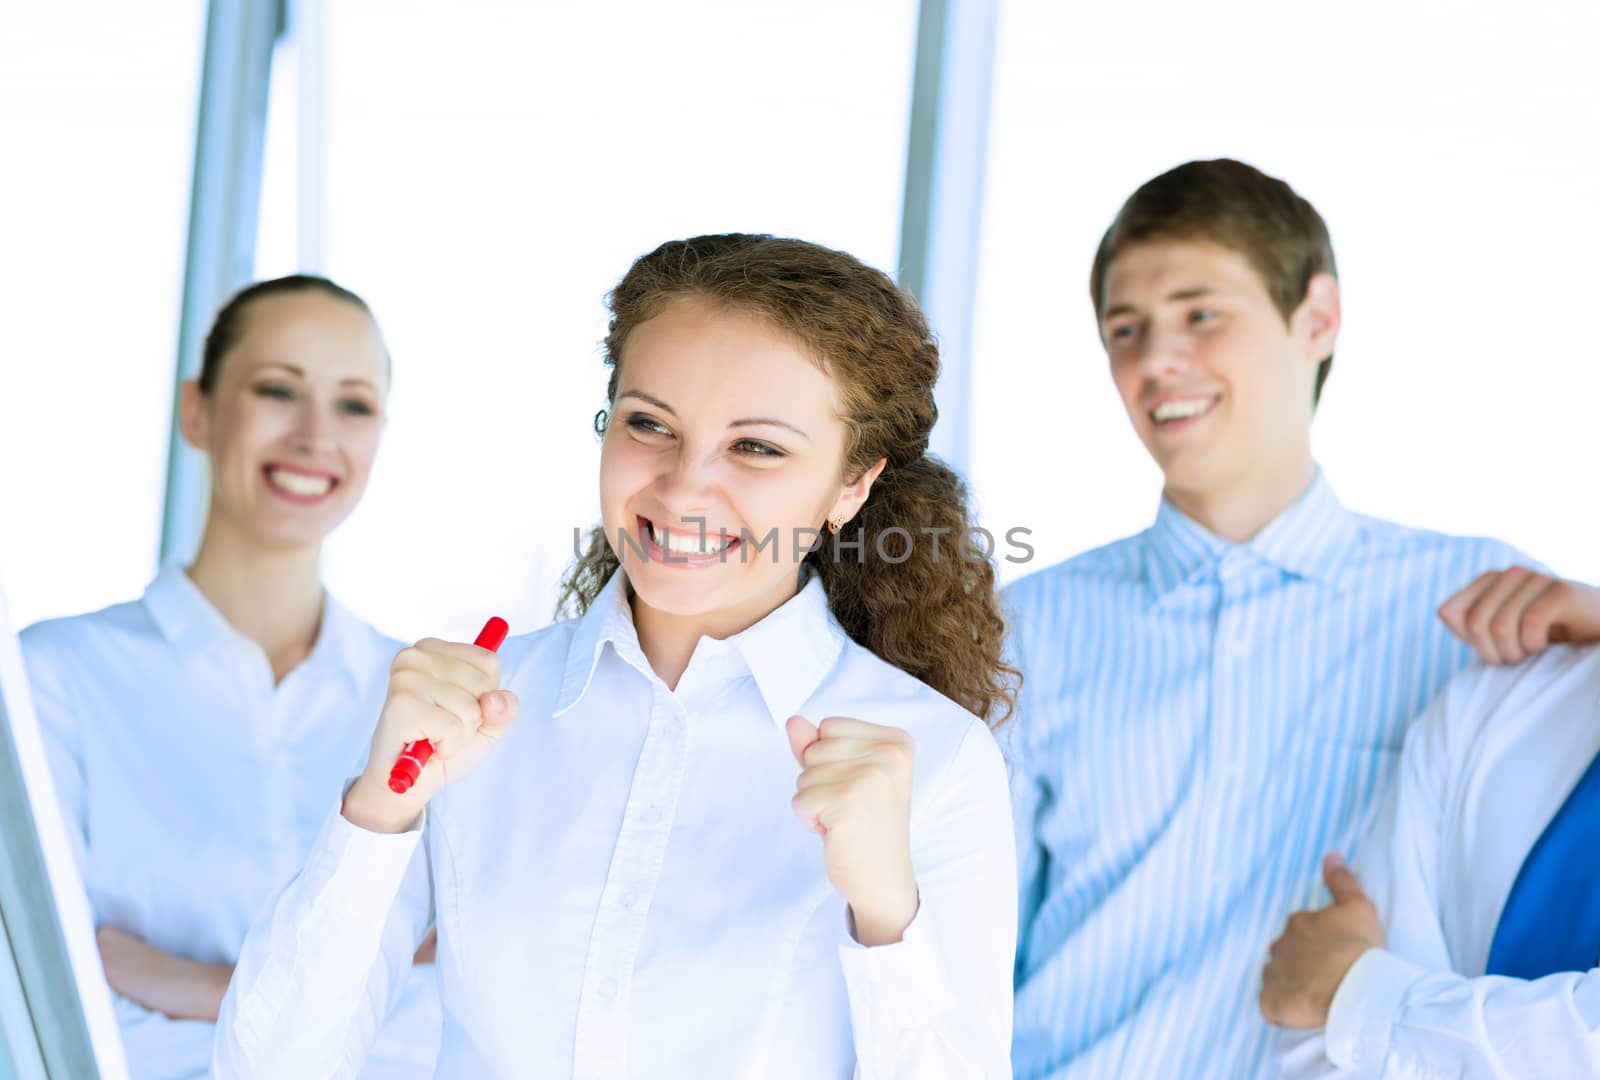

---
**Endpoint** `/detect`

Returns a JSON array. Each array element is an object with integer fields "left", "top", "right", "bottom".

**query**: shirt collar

[
  {"left": 553, "top": 570, "right": 847, "bottom": 731},
  {"left": 553, "top": 569, "right": 639, "bottom": 717},
  {"left": 723, "top": 574, "right": 846, "bottom": 730},
  {"left": 1142, "top": 468, "right": 1360, "bottom": 602},
  {"left": 1142, "top": 496, "right": 1231, "bottom": 601},
  {"left": 1245, "top": 469, "right": 1361, "bottom": 585},
  {"left": 142, "top": 562, "right": 378, "bottom": 690},
  {"left": 314, "top": 592, "right": 389, "bottom": 691},
  {"left": 143, "top": 562, "right": 235, "bottom": 650}
]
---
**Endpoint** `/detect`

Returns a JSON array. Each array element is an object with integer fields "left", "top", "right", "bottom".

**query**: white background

[
  {"left": 969, "top": 0, "right": 1600, "bottom": 583},
  {"left": 4, "top": 0, "right": 1597, "bottom": 642},
  {"left": 278, "top": 0, "right": 918, "bottom": 641},
  {"left": 1, "top": 2, "right": 205, "bottom": 627}
]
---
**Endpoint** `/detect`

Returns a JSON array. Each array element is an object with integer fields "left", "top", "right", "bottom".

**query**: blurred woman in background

[{"left": 21, "top": 275, "right": 441, "bottom": 1080}]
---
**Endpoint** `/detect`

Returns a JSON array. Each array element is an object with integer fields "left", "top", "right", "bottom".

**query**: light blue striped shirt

[{"left": 1004, "top": 470, "right": 1527, "bottom": 1079}]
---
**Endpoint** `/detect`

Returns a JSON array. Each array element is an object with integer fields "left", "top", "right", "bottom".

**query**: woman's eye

[
  {"left": 732, "top": 439, "right": 784, "bottom": 458},
  {"left": 1190, "top": 309, "right": 1218, "bottom": 325},
  {"left": 1108, "top": 324, "right": 1138, "bottom": 342},
  {"left": 255, "top": 384, "right": 293, "bottom": 401},
  {"left": 625, "top": 414, "right": 671, "bottom": 437},
  {"left": 339, "top": 399, "right": 375, "bottom": 417}
]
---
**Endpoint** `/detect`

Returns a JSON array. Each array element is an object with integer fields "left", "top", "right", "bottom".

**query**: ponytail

[{"left": 809, "top": 455, "right": 1019, "bottom": 728}]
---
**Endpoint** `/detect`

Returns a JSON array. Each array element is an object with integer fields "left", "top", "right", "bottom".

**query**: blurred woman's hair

[{"left": 200, "top": 274, "right": 379, "bottom": 392}]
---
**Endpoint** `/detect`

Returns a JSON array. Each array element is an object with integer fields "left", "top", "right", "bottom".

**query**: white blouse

[
  {"left": 1282, "top": 643, "right": 1600, "bottom": 1077},
  {"left": 215, "top": 570, "right": 1017, "bottom": 1078},
  {"left": 20, "top": 565, "right": 441, "bottom": 1080}
]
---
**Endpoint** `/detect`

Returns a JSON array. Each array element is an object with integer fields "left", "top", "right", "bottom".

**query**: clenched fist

[
  {"left": 786, "top": 715, "right": 920, "bottom": 947},
  {"left": 344, "top": 637, "right": 520, "bottom": 834}
]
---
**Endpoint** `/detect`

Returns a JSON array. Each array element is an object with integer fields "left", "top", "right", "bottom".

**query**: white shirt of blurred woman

[
  {"left": 23, "top": 280, "right": 441, "bottom": 1078},
  {"left": 22, "top": 569, "right": 440, "bottom": 1079}
]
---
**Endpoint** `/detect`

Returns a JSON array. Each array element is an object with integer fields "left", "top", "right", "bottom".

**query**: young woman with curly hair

[{"left": 217, "top": 234, "right": 1021, "bottom": 1079}]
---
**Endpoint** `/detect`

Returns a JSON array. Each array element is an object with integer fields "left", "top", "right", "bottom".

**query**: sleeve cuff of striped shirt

[
  {"left": 836, "top": 901, "right": 957, "bottom": 1032},
  {"left": 1324, "top": 947, "right": 1427, "bottom": 1073}
]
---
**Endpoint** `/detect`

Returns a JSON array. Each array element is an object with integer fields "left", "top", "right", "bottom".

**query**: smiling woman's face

[
  {"left": 599, "top": 295, "right": 866, "bottom": 628},
  {"left": 182, "top": 290, "right": 388, "bottom": 552}
]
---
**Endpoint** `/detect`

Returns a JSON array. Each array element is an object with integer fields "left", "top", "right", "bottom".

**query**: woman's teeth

[
  {"left": 647, "top": 521, "right": 731, "bottom": 555},
  {"left": 267, "top": 468, "right": 334, "bottom": 497},
  {"left": 1152, "top": 397, "right": 1214, "bottom": 423}
]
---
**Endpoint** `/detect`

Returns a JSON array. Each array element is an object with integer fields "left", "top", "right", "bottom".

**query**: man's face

[{"left": 1098, "top": 239, "right": 1337, "bottom": 508}]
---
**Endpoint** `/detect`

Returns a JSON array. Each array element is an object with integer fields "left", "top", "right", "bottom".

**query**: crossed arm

[{"left": 95, "top": 924, "right": 437, "bottom": 1023}]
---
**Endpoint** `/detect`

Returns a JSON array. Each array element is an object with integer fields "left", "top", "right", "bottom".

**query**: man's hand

[
  {"left": 1261, "top": 854, "right": 1385, "bottom": 1029},
  {"left": 1440, "top": 566, "right": 1600, "bottom": 665},
  {"left": 786, "top": 715, "right": 920, "bottom": 947}
]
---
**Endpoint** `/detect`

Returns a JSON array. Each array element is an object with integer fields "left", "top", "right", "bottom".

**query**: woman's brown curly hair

[{"left": 556, "top": 233, "right": 1019, "bottom": 727}]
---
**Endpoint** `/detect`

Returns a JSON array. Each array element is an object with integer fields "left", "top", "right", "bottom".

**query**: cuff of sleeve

[
  {"left": 310, "top": 798, "right": 425, "bottom": 918},
  {"left": 837, "top": 901, "right": 957, "bottom": 1034},
  {"left": 231, "top": 800, "right": 425, "bottom": 1058},
  {"left": 1325, "top": 947, "right": 1427, "bottom": 1073}
]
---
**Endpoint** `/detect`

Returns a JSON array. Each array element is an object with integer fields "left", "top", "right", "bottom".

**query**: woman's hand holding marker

[
  {"left": 786, "top": 715, "right": 920, "bottom": 947},
  {"left": 344, "top": 618, "right": 519, "bottom": 834}
]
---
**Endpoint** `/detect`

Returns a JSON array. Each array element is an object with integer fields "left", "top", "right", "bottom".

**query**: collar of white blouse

[
  {"left": 553, "top": 568, "right": 847, "bottom": 732},
  {"left": 141, "top": 561, "right": 382, "bottom": 692}
]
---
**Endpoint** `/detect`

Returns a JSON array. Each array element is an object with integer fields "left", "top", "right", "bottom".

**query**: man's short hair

[{"left": 1090, "top": 159, "right": 1339, "bottom": 406}]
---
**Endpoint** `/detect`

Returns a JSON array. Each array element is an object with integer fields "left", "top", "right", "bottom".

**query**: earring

[{"left": 827, "top": 515, "right": 845, "bottom": 533}]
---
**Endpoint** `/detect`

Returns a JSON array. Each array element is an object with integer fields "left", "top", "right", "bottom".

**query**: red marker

[{"left": 388, "top": 616, "right": 509, "bottom": 794}]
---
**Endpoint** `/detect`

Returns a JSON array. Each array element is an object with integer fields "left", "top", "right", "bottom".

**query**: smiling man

[{"left": 1003, "top": 159, "right": 1532, "bottom": 1077}]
